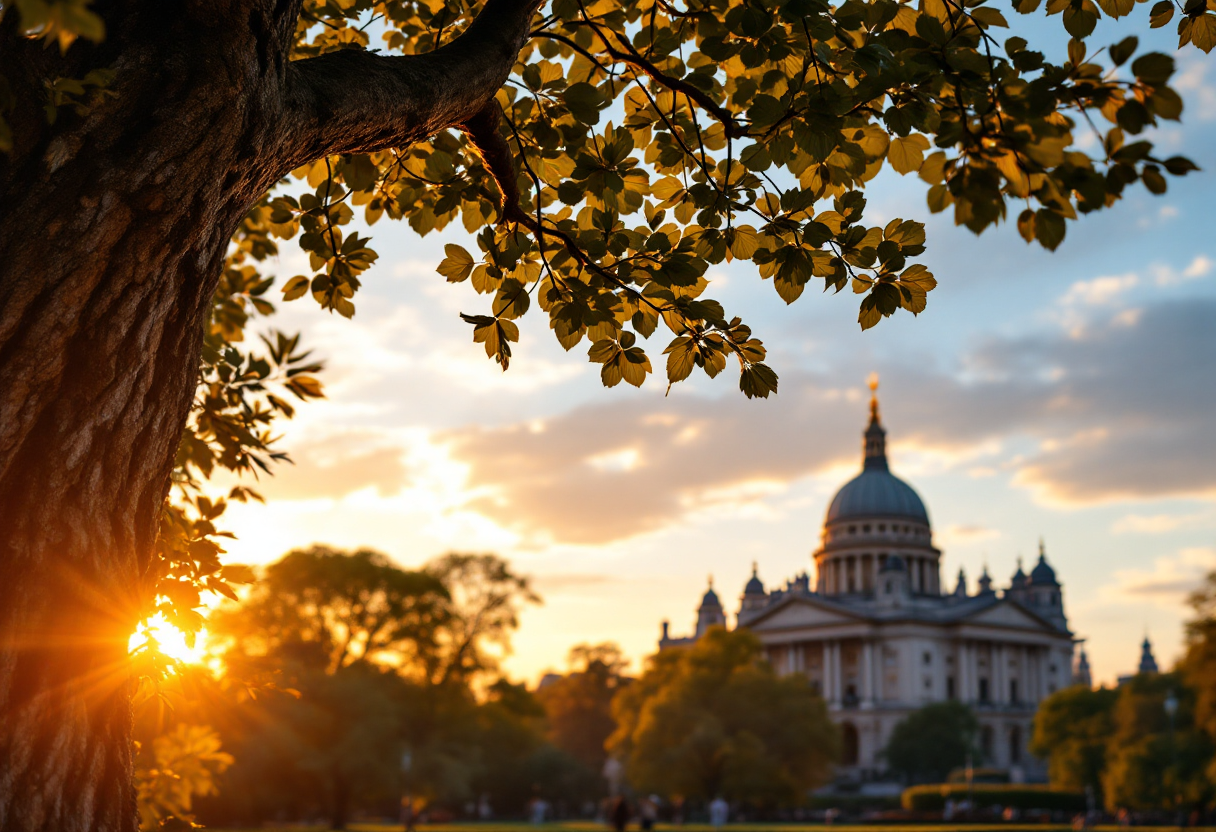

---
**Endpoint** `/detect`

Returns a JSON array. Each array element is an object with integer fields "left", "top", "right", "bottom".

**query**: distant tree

[
  {"left": 537, "top": 642, "right": 630, "bottom": 774},
  {"left": 204, "top": 547, "right": 558, "bottom": 827},
  {"left": 1183, "top": 570, "right": 1216, "bottom": 781},
  {"left": 1101, "top": 672, "right": 1214, "bottom": 814},
  {"left": 423, "top": 553, "right": 541, "bottom": 686},
  {"left": 208, "top": 547, "right": 448, "bottom": 829},
  {"left": 1031, "top": 684, "right": 1118, "bottom": 801},
  {"left": 472, "top": 679, "right": 600, "bottom": 815},
  {"left": 609, "top": 628, "right": 837, "bottom": 805},
  {"left": 883, "top": 701, "right": 978, "bottom": 784},
  {"left": 211, "top": 546, "right": 448, "bottom": 676}
]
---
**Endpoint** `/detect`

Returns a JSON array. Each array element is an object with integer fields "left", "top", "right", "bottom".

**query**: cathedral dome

[
  {"left": 824, "top": 378, "right": 929, "bottom": 526},
  {"left": 826, "top": 468, "right": 930, "bottom": 524}
]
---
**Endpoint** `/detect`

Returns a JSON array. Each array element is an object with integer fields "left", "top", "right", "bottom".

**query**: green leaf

[
  {"left": 858, "top": 296, "right": 882, "bottom": 330},
  {"left": 1096, "top": 0, "right": 1135, "bottom": 17},
  {"left": 1109, "top": 36, "right": 1138, "bottom": 65},
  {"left": 739, "top": 363, "right": 778, "bottom": 399},
  {"left": 664, "top": 337, "right": 697, "bottom": 384},
  {"left": 281, "top": 275, "right": 309, "bottom": 301},
  {"left": 1149, "top": 0, "right": 1174, "bottom": 26},
  {"left": 1034, "top": 209, "right": 1067, "bottom": 251},
  {"left": 1131, "top": 52, "right": 1174, "bottom": 85},
  {"left": 564, "top": 82, "right": 604, "bottom": 124},
  {"left": 1191, "top": 13, "right": 1216, "bottom": 52},
  {"left": 1063, "top": 3, "right": 1098, "bottom": 38},
  {"left": 888, "top": 135, "right": 929, "bottom": 175},
  {"left": 437, "top": 244, "right": 475, "bottom": 282}
]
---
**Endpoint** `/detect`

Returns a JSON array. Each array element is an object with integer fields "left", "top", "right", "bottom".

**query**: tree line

[
  {"left": 136, "top": 546, "right": 840, "bottom": 830},
  {"left": 1031, "top": 571, "right": 1216, "bottom": 818}
]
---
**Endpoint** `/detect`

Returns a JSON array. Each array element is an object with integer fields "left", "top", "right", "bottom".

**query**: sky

[{"left": 216, "top": 32, "right": 1216, "bottom": 689}]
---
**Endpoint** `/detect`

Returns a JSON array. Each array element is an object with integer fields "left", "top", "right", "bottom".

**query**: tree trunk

[
  {"left": 0, "top": 14, "right": 291, "bottom": 832},
  {"left": 0, "top": 1, "right": 538, "bottom": 828}
]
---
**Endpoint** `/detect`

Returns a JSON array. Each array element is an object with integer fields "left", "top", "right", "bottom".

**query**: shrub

[{"left": 901, "top": 783, "right": 1086, "bottom": 812}]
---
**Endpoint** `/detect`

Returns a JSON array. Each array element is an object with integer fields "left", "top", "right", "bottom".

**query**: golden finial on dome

[
  {"left": 867, "top": 373, "right": 881, "bottom": 424},
  {"left": 867, "top": 372, "right": 879, "bottom": 393}
]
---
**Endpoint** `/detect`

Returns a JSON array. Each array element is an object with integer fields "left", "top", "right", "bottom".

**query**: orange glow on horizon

[{"left": 129, "top": 613, "right": 207, "bottom": 665}]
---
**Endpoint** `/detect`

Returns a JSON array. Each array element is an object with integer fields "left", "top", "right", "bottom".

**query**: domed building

[{"left": 659, "top": 379, "right": 1080, "bottom": 782}]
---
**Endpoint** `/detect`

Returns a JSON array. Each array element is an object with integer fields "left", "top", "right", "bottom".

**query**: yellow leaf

[{"left": 888, "top": 134, "right": 930, "bottom": 175}]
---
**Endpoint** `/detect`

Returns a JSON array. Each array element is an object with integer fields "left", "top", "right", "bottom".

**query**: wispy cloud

[
  {"left": 1112, "top": 511, "right": 1213, "bottom": 535},
  {"left": 1104, "top": 547, "right": 1216, "bottom": 606}
]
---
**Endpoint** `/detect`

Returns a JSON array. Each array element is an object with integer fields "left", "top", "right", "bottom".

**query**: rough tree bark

[{"left": 0, "top": 1, "right": 539, "bottom": 829}]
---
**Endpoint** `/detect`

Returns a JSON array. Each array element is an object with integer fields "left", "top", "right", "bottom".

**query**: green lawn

[{"left": 209, "top": 824, "right": 1216, "bottom": 832}]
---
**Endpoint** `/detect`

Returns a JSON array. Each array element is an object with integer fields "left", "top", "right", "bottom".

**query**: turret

[
  {"left": 695, "top": 577, "right": 726, "bottom": 637},
  {"left": 1025, "top": 539, "right": 1068, "bottom": 630},
  {"left": 977, "top": 565, "right": 994, "bottom": 595},
  {"left": 1073, "top": 644, "right": 1093, "bottom": 688},
  {"left": 1010, "top": 557, "right": 1028, "bottom": 591},
  {"left": 739, "top": 563, "right": 768, "bottom": 617},
  {"left": 953, "top": 568, "right": 968, "bottom": 597},
  {"left": 1138, "top": 635, "right": 1159, "bottom": 674}
]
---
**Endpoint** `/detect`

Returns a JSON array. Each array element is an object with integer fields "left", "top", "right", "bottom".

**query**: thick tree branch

[{"left": 279, "top": 0, "right": 543, "bottom": 169}]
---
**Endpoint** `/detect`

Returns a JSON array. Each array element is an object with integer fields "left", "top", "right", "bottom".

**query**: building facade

[{"left": 660, "top": 381, "right": 1080, "bottom": 781}]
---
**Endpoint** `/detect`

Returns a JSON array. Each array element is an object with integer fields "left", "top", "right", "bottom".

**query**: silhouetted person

[{"left": 610, "top": 795, "right": 630, "bottom": 832}]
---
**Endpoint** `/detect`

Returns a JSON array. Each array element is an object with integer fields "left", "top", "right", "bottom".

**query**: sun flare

[{"left": 128, "top": 613, "right": 207, "bottom": 665}]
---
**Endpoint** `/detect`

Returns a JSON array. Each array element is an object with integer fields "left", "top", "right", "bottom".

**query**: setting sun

[{"left": 128, "top": 613, "right": 207, "bottom": 665}]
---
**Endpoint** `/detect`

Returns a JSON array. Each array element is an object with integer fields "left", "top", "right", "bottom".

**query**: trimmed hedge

[
  {"left": 807, "top": 794, "right": 902, "bottom": 811},
  {"left": 902, "top": 783, "right": 1086, "bottom": 812}
]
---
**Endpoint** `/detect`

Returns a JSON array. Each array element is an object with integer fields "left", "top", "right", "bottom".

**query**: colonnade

[
  {"left": 773, "top": 637, "right": 1058, "bottom": 708},
  {"left": 816, "top": 553, "right": 942, "bottom": 595}
]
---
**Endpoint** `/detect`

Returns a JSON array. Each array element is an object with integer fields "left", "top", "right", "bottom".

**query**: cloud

[
  {"left": 532, "top": 573, "right": 617, "bottom": 593},
  {"left": 1153, "top": 254, "right": 1214, "bottom": 286},
  {"left": 940, "top": 524, "right": 1002, "bottom": 545},
  {"left": 999, "top": 306, "right": 1215, "bottom": 504},
  {"left": 442, "top": 385, "right": 867, "bottom": 544},
  {"left": 1112, "top": 511, "right": 1212, "bottom": 535},
  {"left": 256, "top": 431, "right": 409, "bottom": 500},
  {"left": 1104, "top": 546, "right": 1216, "bottom": 606},
  {"left": 1174, "top": 54, "right": 1216, "bottom": 122},
  {"left": 1061, "top": 274, "right": 1138, "bottom": 306},
  {"left": 441, "top": 296, "right": 1216, "bottom": 543}
]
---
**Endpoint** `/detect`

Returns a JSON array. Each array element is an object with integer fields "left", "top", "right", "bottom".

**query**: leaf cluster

[{"left": 253, "top": 0, "right": 1198, "bottom": 400}]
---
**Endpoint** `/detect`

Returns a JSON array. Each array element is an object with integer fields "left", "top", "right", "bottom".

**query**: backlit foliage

[
  {"left": 134, "top": 724, "right": 233, "bottom": 831},
  {"left": 1, "top": 0, "right": 1204, "bottom": 647}
]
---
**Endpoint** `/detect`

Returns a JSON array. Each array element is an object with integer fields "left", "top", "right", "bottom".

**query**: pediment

[
  {"left": 746, "top": 597, "right": 863, "bottom": 632},
  {"left": 962, "top": 599, "right": 1057, "bottom": 632}
]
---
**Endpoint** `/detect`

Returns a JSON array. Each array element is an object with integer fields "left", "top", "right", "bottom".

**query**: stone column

[
  {"left": 1034, "top": 646, "right": 1045, "bottom": 701},
  {"left": 823, "top": 641, "right": 834, "bottom": 704},
  {"left": 829, "top": 641, "right": 842, "bottom": 704},
  {"left": 959, "top": 641, "right": 971, "bottom": 703},
  {"left": 994, "top": 642, "right": 1005, "bottom": 704},
  {"left": 862, "top": 640, "right": 874, "bottom": 707}
]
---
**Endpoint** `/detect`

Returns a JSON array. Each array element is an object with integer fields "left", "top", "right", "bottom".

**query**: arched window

[
  {"left": 1010, "top": 725, "right": 1023, "bottom": 764},
  {"left": 841, "top": 722, "right": 860, "bottom": 766},
  {"left": 980, "top": 725, "right": 994, "bottom": 762}
]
